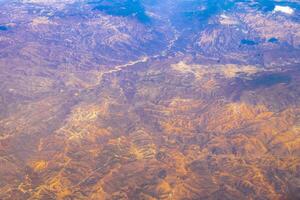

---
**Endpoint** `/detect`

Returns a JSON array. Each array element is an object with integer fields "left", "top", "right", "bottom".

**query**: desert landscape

[{"left": 0, "top": 0, "right": 300, "bottom": 199}]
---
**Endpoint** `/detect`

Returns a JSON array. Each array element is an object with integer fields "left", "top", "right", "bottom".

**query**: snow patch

[{"left": 219, "top": 14, "right": 238, "bottom": 25}]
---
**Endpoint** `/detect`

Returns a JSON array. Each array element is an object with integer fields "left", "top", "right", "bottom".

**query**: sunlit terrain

[{"left": 0, "top": 0, "right": 300, "bottom": 199}]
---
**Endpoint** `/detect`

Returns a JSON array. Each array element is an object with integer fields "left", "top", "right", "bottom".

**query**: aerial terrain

[{"left": 0, "top": 0, "right": 300, "bottom": 199}]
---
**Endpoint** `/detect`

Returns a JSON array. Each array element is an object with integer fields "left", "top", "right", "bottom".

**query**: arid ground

[{"left": 0, "top": 0, "right": 300, "bottom": 199}]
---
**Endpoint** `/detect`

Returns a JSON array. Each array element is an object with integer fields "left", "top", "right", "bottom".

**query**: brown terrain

[{"left": 0, "top": 0, "right": 300, "bottom": 199}]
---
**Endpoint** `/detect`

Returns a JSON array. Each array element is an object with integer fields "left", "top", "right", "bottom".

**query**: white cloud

[{"left": 274, "top": 6, "right": 294, "bottom": 15}]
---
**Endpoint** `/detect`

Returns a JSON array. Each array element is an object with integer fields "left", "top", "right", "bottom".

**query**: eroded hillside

[{"left": 0, "top": 0, "right": 300, "bottom": 199}]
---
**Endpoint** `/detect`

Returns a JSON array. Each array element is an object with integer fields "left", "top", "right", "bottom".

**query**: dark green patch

[
  {"left": 89, "top": 0, "right": 150, "bottom": 23},
  {"left": 247, "top": 73, "right": 291, "bottom": 88},
  {"left": 158, "top": 169, "right": 167, "bottom": 179},
  {"left": 241, "top": 39, "right": 258, "bottom": 46},
  {"left": 0, "top": 25, "right": 8, "bottom": 31},
  {"left": 172, "top": 0, "right": 236, "bottom": 28},
  {"left": 268, "top": 37, "right": 279, "bottom": 43}
]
